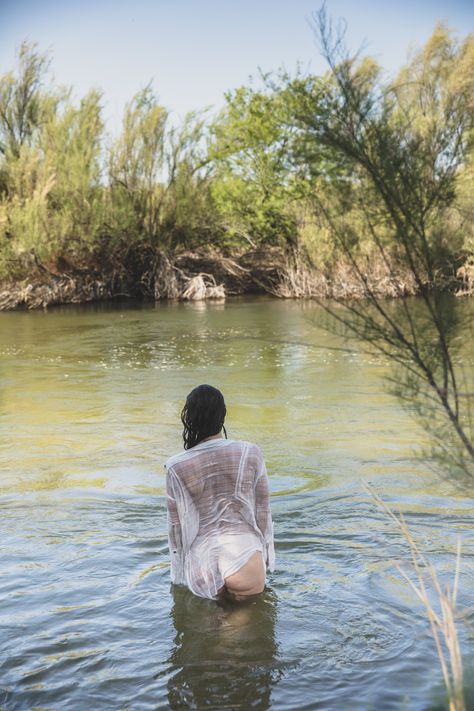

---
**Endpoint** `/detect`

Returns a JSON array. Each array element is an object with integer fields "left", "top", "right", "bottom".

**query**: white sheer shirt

[{"left": 165, "top": 438, "right": 275, "bottom": 599}]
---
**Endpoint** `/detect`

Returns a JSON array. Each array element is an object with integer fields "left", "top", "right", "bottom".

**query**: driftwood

[
  {"left": 180, "top": 275, "right": 225, "bottom": 301},
  {"left": 153, "top": 254, "right": 225, "bottom": 301}
]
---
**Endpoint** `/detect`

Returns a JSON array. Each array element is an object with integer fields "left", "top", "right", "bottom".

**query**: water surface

[{"left": 1, "top": 297, "right": 473, "bottom": 710}]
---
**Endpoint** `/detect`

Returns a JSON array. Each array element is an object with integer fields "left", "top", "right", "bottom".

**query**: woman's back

[
  {"left": 166, "top": 437, "right": 275, "bottom": 599},
  {"left": 167, "top": 438, "right": 262, "bottom": 537}
]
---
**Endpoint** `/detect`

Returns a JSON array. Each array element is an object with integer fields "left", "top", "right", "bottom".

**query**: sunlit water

[{"left": 0, "top": 297, "right": 473, "bottom": 711}]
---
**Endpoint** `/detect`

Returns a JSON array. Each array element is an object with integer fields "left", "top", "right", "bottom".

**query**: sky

[{"left": 0, "top": 0, "right": 473, "bottom": 135}]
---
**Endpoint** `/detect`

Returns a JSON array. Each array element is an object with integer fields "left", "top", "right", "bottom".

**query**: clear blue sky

[{"left": 0, "top": 0, "right": 473, "bottom": 134}]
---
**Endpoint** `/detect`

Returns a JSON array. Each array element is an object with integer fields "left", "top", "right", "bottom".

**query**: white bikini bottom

[{"left": 216, "top": 532, "right": 264, "bottom": 580}]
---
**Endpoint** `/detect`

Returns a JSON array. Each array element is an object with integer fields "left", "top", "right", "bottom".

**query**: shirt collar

[{"left": 191, "top": 437, "right": 230, "bottom": 451}]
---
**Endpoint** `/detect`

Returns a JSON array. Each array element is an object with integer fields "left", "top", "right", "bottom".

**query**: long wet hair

[{"left": 181, "top": 384, "right": 227, "bottom": 450}]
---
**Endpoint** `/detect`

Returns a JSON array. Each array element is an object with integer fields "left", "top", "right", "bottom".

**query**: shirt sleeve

[
  {"left": 166, "top": 465, "right": 185, "bottom": 585},
  {"left": 255, "top": 454, "right": 275, "bottom": 572}
]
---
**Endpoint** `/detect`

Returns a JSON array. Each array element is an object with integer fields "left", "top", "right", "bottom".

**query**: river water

[{"left": 0, "top": 297, "right": 473, "bottom": 710}]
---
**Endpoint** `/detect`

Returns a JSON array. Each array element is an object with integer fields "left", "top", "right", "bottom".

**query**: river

[{"left": 1, "top": 297, "right": 473, "bottom": 710}]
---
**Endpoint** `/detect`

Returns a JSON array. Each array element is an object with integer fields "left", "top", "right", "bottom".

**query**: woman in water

[{"left": 165, "top": 384, "right": 275, "bottom": 601}]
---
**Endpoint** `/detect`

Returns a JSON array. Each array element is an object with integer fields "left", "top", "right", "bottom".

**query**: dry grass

[
  {"left": 272, "top": 253, "right": 420, "bottom": 299},
  {"left": 271, "top": 256, "right": 330, "bottom": 298},
  {"left": 0, "top": 246, "right": 435, "bottom": 310},
  {"left": 363, "top": 482, "right": 466, "bottom": 711},
  {"left": 0, "top": 274, "right": 120, "bottom": 310}
]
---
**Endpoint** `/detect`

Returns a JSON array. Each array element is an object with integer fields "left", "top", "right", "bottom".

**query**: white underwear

[{"left": 216, "top": 532, "right": 264, "bottom": 580}]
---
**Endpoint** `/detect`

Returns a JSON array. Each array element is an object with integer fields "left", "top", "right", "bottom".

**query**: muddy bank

[
  {"left": 0, "top": 246, "right": 469, "bottom": 311},
  {"left": 0, "top": 247, "right": 284, "bottom": 310}
]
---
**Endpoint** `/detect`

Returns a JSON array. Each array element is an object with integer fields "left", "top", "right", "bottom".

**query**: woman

[{"left": 165, "top": 384, "right": 275, "bottom": 601}]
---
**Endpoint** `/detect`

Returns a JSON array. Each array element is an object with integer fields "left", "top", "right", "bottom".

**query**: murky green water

[{"left": 1, "top": 297, "right": 473, "bottom": 710}]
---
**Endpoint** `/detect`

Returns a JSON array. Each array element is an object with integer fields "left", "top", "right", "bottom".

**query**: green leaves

[
  {"left": 0, "top": 42, "right": 51, "bottom": 160},
  {"left": 0, "top": 22, "right": 472, "bottom": 301}
]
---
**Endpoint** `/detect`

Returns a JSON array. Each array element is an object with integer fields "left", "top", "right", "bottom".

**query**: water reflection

[{"left": 167, "top": 585, "right": 279, "bottom": 710}]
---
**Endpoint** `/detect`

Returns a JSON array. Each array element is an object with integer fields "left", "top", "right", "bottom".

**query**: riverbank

[{"left": 0, "top": 246, "right": 472, "bottom": 310}]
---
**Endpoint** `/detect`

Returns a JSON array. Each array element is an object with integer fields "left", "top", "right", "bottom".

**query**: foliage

[
  {"left": 287, "top": 8, "right": 474, "bottom": 476},
  {"left": 107, "top": 87, "right": 168, "bottom": 244},
  {"left": 0, "top": 42, "right": 51, "bottom": 163},
  {"left": 209, "top": 81, "right": 301, "bottom": 248},
  {"left": 0, "top": 24, "right": 473, "bottom": 295}
]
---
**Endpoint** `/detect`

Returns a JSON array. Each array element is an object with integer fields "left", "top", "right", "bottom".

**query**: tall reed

[{"left": 363, "top": 482, "right": 466, "bottom": 711}]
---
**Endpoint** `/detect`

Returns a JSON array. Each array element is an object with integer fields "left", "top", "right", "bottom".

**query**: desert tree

[{"left": 289, "top": 8, "right": 474, "bottom": 477}]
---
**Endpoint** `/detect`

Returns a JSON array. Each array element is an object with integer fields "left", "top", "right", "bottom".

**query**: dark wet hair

[{"left": 181, "top": 384, "right": 227, "bottom": 450}]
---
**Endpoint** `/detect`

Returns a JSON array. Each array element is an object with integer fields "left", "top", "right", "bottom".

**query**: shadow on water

[{"left": 166, "top": 585, "right": 280, "bottom": 710}]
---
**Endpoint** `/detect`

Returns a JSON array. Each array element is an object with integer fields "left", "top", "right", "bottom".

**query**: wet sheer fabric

[{"left": 165, "top": 438, "right": 275, "bottom": 600}]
